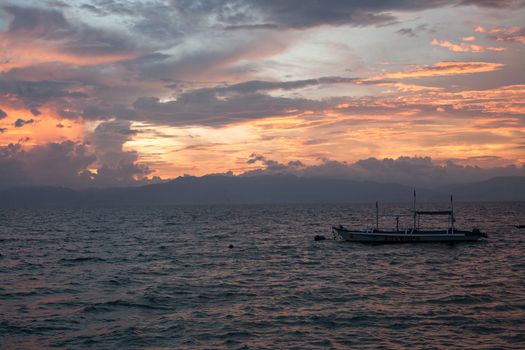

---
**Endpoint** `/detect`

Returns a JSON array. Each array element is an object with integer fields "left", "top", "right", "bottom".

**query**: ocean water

[{"left": 1, "top": 202, "right": 524, "bottom": 349}]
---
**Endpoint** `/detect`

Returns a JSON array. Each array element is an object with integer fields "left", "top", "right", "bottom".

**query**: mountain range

[{"left": 0, "top": 175, "right": 524, "bottom": 208}]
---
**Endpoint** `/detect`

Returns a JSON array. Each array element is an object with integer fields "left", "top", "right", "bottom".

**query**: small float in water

[{"left": 332, "top": 192, "right": 487, "bottom": 243}]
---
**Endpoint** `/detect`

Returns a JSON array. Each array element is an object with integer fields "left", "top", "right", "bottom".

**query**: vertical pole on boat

[
  {"left": 413, "top": 189, "right": 416, "bottom": 232},
  {"left": 375, "top": 201, "right": 379, "bottom": 230},
  {"left": 450, "top": 195, "right": 455, "bottom": 233}
]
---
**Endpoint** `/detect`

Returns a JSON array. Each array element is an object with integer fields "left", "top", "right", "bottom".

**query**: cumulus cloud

[
  {"left": 87, "top": 120, "right": 153, "bottom": 187},
  {"left": 0, "top": 140, "right": 95, "bottom": 188},
  {"left": 241, "top": 155, "right": 525, "bottom": 187},
  {"left": 246, "top": 153, "right": 304, "bottom": 174},
  {"left": 0, "top": 109, "right": 7, "bottom": 119},
  {"left": 0, "top": 122, "right": 159, "bottom": 189}
]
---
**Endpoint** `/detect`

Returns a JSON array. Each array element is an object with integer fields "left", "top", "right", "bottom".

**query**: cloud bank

[
  {"left": 1, "top": 1, "right": 524, "bottom": 186},
  {"left": 243, "top": 154, "right": 525, "bottom": 188}
]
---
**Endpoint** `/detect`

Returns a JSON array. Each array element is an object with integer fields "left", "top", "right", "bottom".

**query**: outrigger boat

[{"left": 332, "top": 192, "right": 487, "bottom": 243}]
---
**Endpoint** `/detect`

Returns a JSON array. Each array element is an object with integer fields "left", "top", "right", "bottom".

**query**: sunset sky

[{"left": 1, "top": 0, "right": 524, "bottom": 188}]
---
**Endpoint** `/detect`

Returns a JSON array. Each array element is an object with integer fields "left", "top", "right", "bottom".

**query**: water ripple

[{"left": 1, "top": 203, "right": 524, "bottom": 349}]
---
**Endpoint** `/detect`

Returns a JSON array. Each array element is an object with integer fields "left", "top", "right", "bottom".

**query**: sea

[{"left": 1, "top": 202, "right": 524, "bottom": 349}]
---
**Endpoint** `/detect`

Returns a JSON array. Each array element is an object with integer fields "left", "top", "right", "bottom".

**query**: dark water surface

[{"left": 1, "top": 202, "right": 524, "bottom": 349}]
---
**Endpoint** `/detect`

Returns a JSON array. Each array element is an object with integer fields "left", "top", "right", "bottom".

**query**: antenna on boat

[
  {"left": 375, "top": 201, "right": 379, "bottom": 230},
  {"left": 413, "top": 189, "right": 417, "bottom": 231},
  {"left": 450, "top": 195, "right": 455, "bottom": 231}
]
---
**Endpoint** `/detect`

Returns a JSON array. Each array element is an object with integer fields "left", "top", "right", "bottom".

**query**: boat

[{"left": 332, "top": 192, "right": 487, "bottom": 243}]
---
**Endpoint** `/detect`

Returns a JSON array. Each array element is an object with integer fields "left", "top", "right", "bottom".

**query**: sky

[{"left": 0, "top": 0, "right": 524, "bottom": 188}]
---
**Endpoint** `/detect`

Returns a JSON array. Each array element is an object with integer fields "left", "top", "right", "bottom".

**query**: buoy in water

[{"left": 228, "top": 244, "right": 234, "bottom": 249}]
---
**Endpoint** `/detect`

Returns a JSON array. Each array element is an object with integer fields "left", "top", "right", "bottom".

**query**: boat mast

[
  {"left": 413, "top": 189, "right": 416, "bottom": 231},
  {"left": 375, "top": 201, "right": 379, "bottom": 230},
  {"left": 450, "top": 195, "right": 455, "bottom": 233}
]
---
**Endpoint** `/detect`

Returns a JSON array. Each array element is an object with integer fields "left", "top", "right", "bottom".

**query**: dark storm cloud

[
  {"left": 74, "top": 0, "right": 525, "bottom": 40},
  {"left": 127, "top": 76, "right": 366, "bottom": 126},
  {"left": 4, "top": 5, "right": 70, "bottom": 40},
  {"left": 2, "top": 5, "right": 141, "bottom": 56},
  {"left": 0, "top": 80, "right": 86, "bottom": 101},
  {"left": 243, "top": 155, "right": 525, "bottom": 187},
  {"left": 0, "top": 79, "right": 87, "bottom": 112},
  {"left": 207, "top": 77, "right": 359, "bottom": 94},
  {"left": 163, "top": 0, "right": 525, "bottom": 30},
  {"left": 459, "top": 0, "right": 525, "bottom": 7},
  {"left": 132, "top": 93, "right": 321, "bottom": 127}
]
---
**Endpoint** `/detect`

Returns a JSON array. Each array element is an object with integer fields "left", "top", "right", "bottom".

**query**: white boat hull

[{"left": 332, "top": 226, "right": 485, "bottom": 243}]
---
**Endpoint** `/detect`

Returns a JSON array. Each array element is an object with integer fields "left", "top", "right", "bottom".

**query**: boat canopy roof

[{"left": 415, "top": 210, "right": 453, "bottom": 215}]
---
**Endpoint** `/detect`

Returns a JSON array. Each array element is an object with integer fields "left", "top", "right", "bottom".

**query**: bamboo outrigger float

[{"left": 332, "top": 191, "right": 487, "bottom": 243}]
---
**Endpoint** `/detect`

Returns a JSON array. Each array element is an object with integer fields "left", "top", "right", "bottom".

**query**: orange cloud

[
  {"left": 385, "top": 83, "right": 525, "bottom": 116},
  {"left": 475, "top": 26, "right": 486, "bottom": 33},
  {"left": 0, "top": 38, "right": 137, "bottom": 72},
  {"left": 475, "top": 25, "right": 525, "bottom": 43},
  {"left": 372, "top": 61, "right": 504, "bottom": 80},
  {"left": 431, "top": 39, "right": 505, "bottom": 52},
  {"left": 0, "top": 106, "right": 85, "bottom": 146}
]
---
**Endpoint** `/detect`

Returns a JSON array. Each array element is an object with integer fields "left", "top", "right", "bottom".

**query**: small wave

[
  {"left": 511, "top": 262, "right": 525, "bottom": 271},
  {"left": 218, "top": 331, "right": 255, "bottom": 340},
  {"left": 428, "top": 294, "right": 493, "bottom": 305},
  {"left": 0, "top": 320, "right": 73, "bottom": 335},
  {"left": 82, "top": 299, "right": 168, "bottom": 313},
  {"left": 59, "top": 256, "right": 106, "bottom": 263}
]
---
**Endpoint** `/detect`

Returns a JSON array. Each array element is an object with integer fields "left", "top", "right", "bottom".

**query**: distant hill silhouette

[
  {"left": 443, "top": 176, "right": 525, "bottom": 201},
  {"left": 0, "top": 175, "right": 524, "bottom": 207}
]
